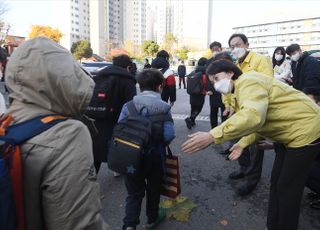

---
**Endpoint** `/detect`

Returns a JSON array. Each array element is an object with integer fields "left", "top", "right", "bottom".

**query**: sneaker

[
  {"left": 146, "top": 208, "right": 166, "bottom": 230},
  {"left": 191, "top": 120, "right": 196, "bottom": 126},
  {"left": 310, "top": 199, "right": 320, "bottom": 210},
  {"left": 113, "top": 171, "right": 121, "bottom": 177},
  {"left": 122, "top": 226, "right": 136, "bottom": 230},
  {"left": 185, "top": 117, "right": 192, "bottom": 129}
]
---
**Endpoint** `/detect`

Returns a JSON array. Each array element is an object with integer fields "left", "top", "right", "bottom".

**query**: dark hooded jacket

[
  {"left": 92, "top": 65, "right": 136, "bottom": 163},
  {"left": 291, "top": 52, "right": 320, "bottom": 92},
  {"left": 189, "top": 65, "right": 206, "bottom": 106}
]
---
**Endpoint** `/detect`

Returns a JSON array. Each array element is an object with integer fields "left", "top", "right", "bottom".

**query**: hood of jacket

[
  {"left": 98, "top": 65, "right": 135, "bottom": 82},
  {"left": 195, "top": 66, "right": 206, "bottom": 74},
  {"left": 132, "top": 90, "right": 171, "bottom": 115},
  {"left": 151, "top": 57, "right": 169, "bottom": 70},
  {"left": 5, "top": 36, "right": 95, "bottom": 122}
]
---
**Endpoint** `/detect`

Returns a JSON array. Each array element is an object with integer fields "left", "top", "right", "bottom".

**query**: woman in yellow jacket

[{"left": 182, "top": 60, "right": 320, "bottom": 230}]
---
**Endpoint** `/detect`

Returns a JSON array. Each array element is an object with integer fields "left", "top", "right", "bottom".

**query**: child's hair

[{"left": 136, "top": 69, "right": 164, "bottom": 92}]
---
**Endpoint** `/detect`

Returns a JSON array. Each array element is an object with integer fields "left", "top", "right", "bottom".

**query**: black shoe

[
  {"left": 191, "top": 120, "right": 196, "bottom": 126},
  {"left": 219, "top": 149, "right": 230, "bottom": 155},
  {"left": 185, "top": 118, "right": 192, "bottom": 129},
  {"left": 237, "top": 184, "right": 256, "bottom": 196},
  {"left": 229, "top": 171, "right": 245, "bottom": 180}
]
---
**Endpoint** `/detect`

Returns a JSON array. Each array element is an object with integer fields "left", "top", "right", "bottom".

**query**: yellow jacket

[
  {"left": 210, "top": 71, "right": 320, "bottom": 148},
  {"left": 222, "top": 51, "right": 273, "bottom": 108}
]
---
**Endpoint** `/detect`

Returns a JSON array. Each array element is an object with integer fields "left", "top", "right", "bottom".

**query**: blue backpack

[{"left": 0, "top": 114, "right": 66, "bottom": 230}]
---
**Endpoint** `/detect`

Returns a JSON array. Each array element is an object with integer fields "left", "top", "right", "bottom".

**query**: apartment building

[
  {"left": 54, "top": 0, "right": 90, "bottom": 50},
  {"left": 233, "top": 17, "right": 320, "bottom": 56}
]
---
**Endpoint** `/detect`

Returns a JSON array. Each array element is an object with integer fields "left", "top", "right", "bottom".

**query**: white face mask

[
  {"left": 275, "top": 54, "right": 283, "bottom": 61},
  {"left": 231, "top": 47, "right": 246, "bottom": 60},
  {"left": 290, "top": 53, "right": 300, "bottom": 62},
  {"left": 214, "top": 78, "right": 232, "bottom": 95}
]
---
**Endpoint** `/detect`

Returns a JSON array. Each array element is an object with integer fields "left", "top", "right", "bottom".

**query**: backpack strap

[
  {"left": 0, "top": 115, "right": 67, "bottom": 145},
  {"left": 126, "top": 101, "right": 139, "bottom": 117},
  {"left": 126, "top": 101, "right": 173, "bottom": 123}
]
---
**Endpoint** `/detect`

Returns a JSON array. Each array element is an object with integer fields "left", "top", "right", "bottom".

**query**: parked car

[{"left": 81, "top": 61, "right": 112, "bottom": 77}]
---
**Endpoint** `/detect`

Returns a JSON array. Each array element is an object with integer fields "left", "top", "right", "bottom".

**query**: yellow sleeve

[
  {"left": 222, "top": 93, "right": 231, "bottom": 107},
  {"left": 209, "top": 77, "right": 269, "bottom": 144},
  {"left": 237, "top": 133, "right": 259, "bottom": 149},
  {"left": 222, "top": 93, "right": 236, "bottom": 110},
  {"left": 257, "top": 56, "right": 273, "bottom": 77}
]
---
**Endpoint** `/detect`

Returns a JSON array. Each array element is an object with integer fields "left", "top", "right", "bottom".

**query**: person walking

[
  {"left": 92, "top": 55, "right": 137, "bottom": 173},
  {"left": 177, "top": 60, "right": 187, "bottom": 89},
  {"left": 119, "top": 69, "right": 175, "bottom": 230},
  {"left": 144, "top": 58, "right": 151, "bottom": 69},
  {"left": 151, "top": 50, "right": 176, "bottom": 106},
  {"left": 185, "top": 57, "right": 207, "bottom": 129}
]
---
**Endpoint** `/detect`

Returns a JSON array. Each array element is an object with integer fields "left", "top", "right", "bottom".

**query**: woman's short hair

[
  {"left": 136, "top": 69, "right": 164, "bottom": 92},
  {"left": 206, "top": 60, "right": 243, "bottom": 80}
]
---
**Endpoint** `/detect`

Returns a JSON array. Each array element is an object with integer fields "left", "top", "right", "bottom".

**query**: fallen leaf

[{"left": 220, "top": 219, "right": 228, "bottom": 226}]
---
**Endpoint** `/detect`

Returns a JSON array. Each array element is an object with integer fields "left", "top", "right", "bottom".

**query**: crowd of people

[{"left": 0, "top": 33, "right": 319, "bottom": 230}]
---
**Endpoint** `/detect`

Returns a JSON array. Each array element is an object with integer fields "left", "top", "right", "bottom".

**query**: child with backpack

[
  {"left": 185, "top": 57, "right": 207, "bottom": 129},
  {"left": 118, "top": 69, "right": 175, "bottom": 230}
]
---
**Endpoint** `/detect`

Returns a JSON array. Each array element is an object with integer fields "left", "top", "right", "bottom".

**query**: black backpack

[
  {"left": 187, "top": 72, "right": 204, "bottom": 95},
  {"left": 107, "top": 101, "right": 173, "bottom": 175},
  {"left": 85, "top": 72, "right": 120, "bottom": 119}
]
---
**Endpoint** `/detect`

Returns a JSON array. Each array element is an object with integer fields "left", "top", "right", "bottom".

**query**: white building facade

[
  {"left": 233, "top": 17, "right": 320, "bottom": 56},
  {"left": 56, "top": 0, "right": 90, "bottom": 50},
  {"left": 152, "top": 0, "right": 211, "bottom": 50}
]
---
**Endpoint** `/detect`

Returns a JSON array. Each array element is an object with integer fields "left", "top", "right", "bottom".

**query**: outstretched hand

[
  {"left": 181, "top": 132, "right": 215, "bottom": 154},
  {"left": 228, "top": 143, "right": 244, "bottom": 161},
  {"left": 223, "top": 107, "right": 234, "bottom": 118}
]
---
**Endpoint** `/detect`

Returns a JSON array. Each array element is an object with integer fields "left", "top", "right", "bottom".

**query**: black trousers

[
  {"left": 306, "top": 161, "right": 320, "bottom": 194},
  {"left": 267, "top": 141, "right": 320, "bottom": 230},
  {"left": 210, "top": 106, "right": 226, "bottom": 128},
  {"left": 190, "top": 105, "right": 203, "bottom": 122},
  {"left": 123, "top": 152, "right": 163, "bottom": 228},
  {"left": 179, "top": 77, "right": 186, "bottom": 88},
  {"left": 237, "top": 144, "right": 264, "bottom": 188}
]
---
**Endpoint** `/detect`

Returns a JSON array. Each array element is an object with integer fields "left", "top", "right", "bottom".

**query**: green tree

[
  {"left": 141, "top": 40, "right": 159, "bottom": 57},
  {"left": 162, "top": 32, "right": 177, "bottom": 54},
  {"left": 71, "top": 40, "right": 93, "bottom": 61},
  {"left": 176, "top": 47, "right": 189, "bottom": 60},
  {"left": 28, "top": 25, "right": 62, "bottom": 43}
]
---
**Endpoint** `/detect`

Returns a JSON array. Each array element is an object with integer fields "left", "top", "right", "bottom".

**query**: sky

[{"left": 3, "top": 0, "right": 320, "bottom": 47}]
